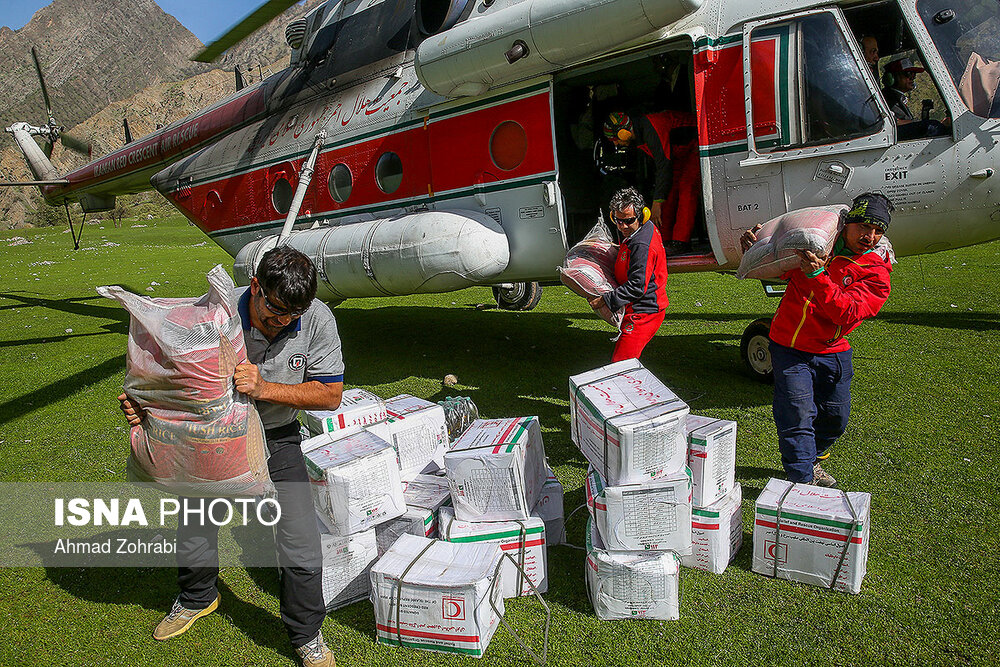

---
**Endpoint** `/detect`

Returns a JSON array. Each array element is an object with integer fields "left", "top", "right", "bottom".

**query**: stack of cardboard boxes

[
  {"left": 303, "top": 391, "right": 562, "bottom": 657},
  {"left": 571, "top": 359, "right": 743, "bottom": 619},
  {"left": 300, "top": 389, "right": 453, "bottom": 611},
  {"left": 370, "top": 415, "right": 560, "bottom": 657},
  {"left": 438, "top": 417, "right": 555, "bottom": 598}
]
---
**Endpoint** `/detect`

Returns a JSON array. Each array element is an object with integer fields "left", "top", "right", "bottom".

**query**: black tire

[
  {"left": 740, "top": 318, "right": 773, "bottom": 383},
  {"left": 492, "top": 282, "right": 542, "bottom": 311}
]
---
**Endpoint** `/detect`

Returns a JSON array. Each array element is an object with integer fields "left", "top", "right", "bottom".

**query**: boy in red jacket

[{"left": 741, "top": 193, "right": 894, "bottom": 487}]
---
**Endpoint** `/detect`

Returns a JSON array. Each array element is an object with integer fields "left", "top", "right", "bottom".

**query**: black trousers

[{"left": 175, "top": 421, "right": 325, "bottom": 648}]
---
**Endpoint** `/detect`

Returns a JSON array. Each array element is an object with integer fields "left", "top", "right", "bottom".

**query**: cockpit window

[
  {"left": 917, "top": 0, "right": 1000, "bottom": 117},
  {"left": 750, "top": 12, "right": 883, "bottom": 152}
]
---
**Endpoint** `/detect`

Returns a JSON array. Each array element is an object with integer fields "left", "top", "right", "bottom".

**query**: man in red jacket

[
  {"left": 589, "top": 186, "right": 668, "bottom": 361},
  {"left": 741, "top": 192, "right": 894, "bottom": 487}
]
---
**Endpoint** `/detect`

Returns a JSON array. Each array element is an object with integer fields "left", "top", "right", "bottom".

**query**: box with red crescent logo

[
  {"left": 370, "top": 534, "right": 505, "bottom": 658},
  {"left": 752, "top": 478, "right": 871, "bottom": 593}
]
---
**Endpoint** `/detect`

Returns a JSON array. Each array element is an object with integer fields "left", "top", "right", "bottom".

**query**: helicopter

[{"left": 5, "top": 0, "right": 1000, "bottom": 378}]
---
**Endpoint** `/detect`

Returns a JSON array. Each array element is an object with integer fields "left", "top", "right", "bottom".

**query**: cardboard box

[
  {"left": 371, "top": 534, "right": 505, "bottom": 658},
  {"left": 586, "top": 466, "right": 692, "bottom": 554},
  {"left": 686, "top": 415, "right": 737, "bottom": 508},
  {"left": 681, "top": 483, "right": 743, "bottom": 574},
  {"left": 585, "top": 519, "right": 680, "bottom": 621},
  {"left": 303, "top": 388, "right": 387, "bottom": 436},
  {"left": 320, "top": 528, "right": 378, "bottom": 611},
  {"left": 304, "top": 427, "right": 406, "bottom": 535},
  {"left": 569, "top": 360, "right": 689, "bottom": 485},
  {"left": 532, "top": 468, "right": 565, "bottom": 544},
  {"left": 444, "top": 417, "right": 547, "bottom": 521},
  {"left": 366, "top": 394, "right": 449, "bottom": 481},
  {"left": 752, "top": 478, "right": 871, "bottom": 594},
  {"left": 375, "top": 475, "right": 453, "bottom": 555},
  {"left": 439, "top": 506, "right": 547, "bottom": 598}
]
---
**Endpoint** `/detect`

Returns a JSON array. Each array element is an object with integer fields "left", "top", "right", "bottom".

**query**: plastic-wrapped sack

[
  {"left": 737, "top": 205, "right": 847, "bottom": 280},
  {"left": 98, "top": 265, "right": 270, "bottom": 497},
  {"left": 438, "top": 396, "right": 479, "bottom": 442},
  {"left": 558, "top": 222, "right": 623, "bottom": 328}
]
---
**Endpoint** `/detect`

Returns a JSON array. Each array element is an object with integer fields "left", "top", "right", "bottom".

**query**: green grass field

[{"left": 0, "top": 216, "right": 997, "bottom": 666}]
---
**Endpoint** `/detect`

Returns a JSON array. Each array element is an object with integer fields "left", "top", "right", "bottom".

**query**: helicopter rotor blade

[
  {"left": 193, "top": 0, "right": 301, "bottom": 63},
  {"left": 60, "top": 132, "right": 92, "bottom": 157},
  {"left": 42, "top": 140, "right": 54, "bottom": 160},
  {"left": 31, "top": 46, "right": 54, "bottom": 121}
]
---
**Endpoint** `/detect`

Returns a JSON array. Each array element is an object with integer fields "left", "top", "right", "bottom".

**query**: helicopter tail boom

[{"left": 6, "top": 122, "right": 61, "bottom": 193}]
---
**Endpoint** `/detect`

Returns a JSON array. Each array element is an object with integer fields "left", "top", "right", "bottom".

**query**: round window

[
  {"left": 375, "top": 152, "right": 403, "bottom": 194},
  {"left": 489, "top": 121, "right": 527, "bottom": 171},
  {"left": 271, "top": 177, "right": 293, "bottom": 214},
  {"left": 328, "top": 163, "right": 353, "bottom": 203}
]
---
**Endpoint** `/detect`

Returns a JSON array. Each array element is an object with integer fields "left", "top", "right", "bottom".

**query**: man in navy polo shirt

[{"left": 120, "top": 246, "right": 343, "bottom": 666}]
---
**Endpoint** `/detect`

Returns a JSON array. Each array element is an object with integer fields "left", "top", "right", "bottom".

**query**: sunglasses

[
  {"left": 260, "top": 291, "right": 307, "bottom": 318},
  {"left": 611, "top": 214, "right": 639, "bottom": 225}
]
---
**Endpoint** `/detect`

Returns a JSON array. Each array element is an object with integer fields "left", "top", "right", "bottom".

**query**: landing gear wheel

[
  {"left": 741, "top": 318, "right": 773, "bottom": 383},
  {"left": 492, "top": 282, "right": 542, "bottom": 311}
]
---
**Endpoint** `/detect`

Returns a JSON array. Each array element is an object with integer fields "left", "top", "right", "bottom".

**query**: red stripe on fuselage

[
  {"left": 52, "top": 85, "right": 270, "bottom": 196},
  {"left": 166, "top": 91, "right": 554, "bottom": 235}
]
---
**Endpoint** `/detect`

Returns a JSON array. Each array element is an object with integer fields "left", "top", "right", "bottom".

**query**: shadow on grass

[
  {"left": 0, "top": 354, "right": 126, "bottom": 426},
  {"left": 334, "top": 305, "right": 771, "bottom": 468},
  {"left": 0, "top": 292, "right": 133, "bottom": 324},
  {"left": 0, "top": 293, "right": 129, "bottom": 348},
  {"left": 877, "top": 310, "right": 1000, "bottom": 331},
  {"left": 43, "top": 565, "right": 299, "bottom": 662}
]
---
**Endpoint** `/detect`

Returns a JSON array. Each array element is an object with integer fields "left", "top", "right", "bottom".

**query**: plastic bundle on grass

[
  {"left": 98, "top": 265, "right": 270, "bottom": 497},
  {"left": 437, "top": 396, "right": 479, "bottom": 442},
  {"left": 558, "top": 222, "right": 623, "bottom": 328},
  {"left": 736, "top": 205, "right": 847, "bottom": 280}
]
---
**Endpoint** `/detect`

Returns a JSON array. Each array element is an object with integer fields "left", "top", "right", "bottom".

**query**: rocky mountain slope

[{"left": 1, "top": 0, "right": 322, "bottom": 229}]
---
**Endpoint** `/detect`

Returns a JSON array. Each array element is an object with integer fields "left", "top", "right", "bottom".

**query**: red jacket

[
  {"left": 769, "top": 248, "right": 891, "bottom": 354},
  {"left": 603, "top": 220, "right": 668, "bottom": 314}
]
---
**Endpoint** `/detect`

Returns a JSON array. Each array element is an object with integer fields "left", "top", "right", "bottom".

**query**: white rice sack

[{"left": 737, "top": 205, "right": 846, "bottom": 280}]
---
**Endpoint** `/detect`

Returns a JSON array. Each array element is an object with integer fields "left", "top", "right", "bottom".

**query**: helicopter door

[
  {"left": 720, "top": 7, "right": 896, "bottom": 248},
  {"left": 741, "top": 9, "right": 895, "bottom": 164}
]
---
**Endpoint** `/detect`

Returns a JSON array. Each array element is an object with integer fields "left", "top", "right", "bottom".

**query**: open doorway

[{"left": 553, "top": 40, "right": 709, "bottom": 257}]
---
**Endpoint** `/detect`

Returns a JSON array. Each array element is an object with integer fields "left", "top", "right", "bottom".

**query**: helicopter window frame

[
  {"left": 328, "top": 163, "right": 353, "bottom": 203},
  {"left": 741, "top": 8, "right": 896, "bottom": 166},
  {"left": 375, "top": 151, "right": 404, "bottom": 195},
  {"left": 271, "top": 176, "right": 294, "bottom": 215},
  {"left": 489, "top": 120, "right": 528, "bottom": 171}
]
